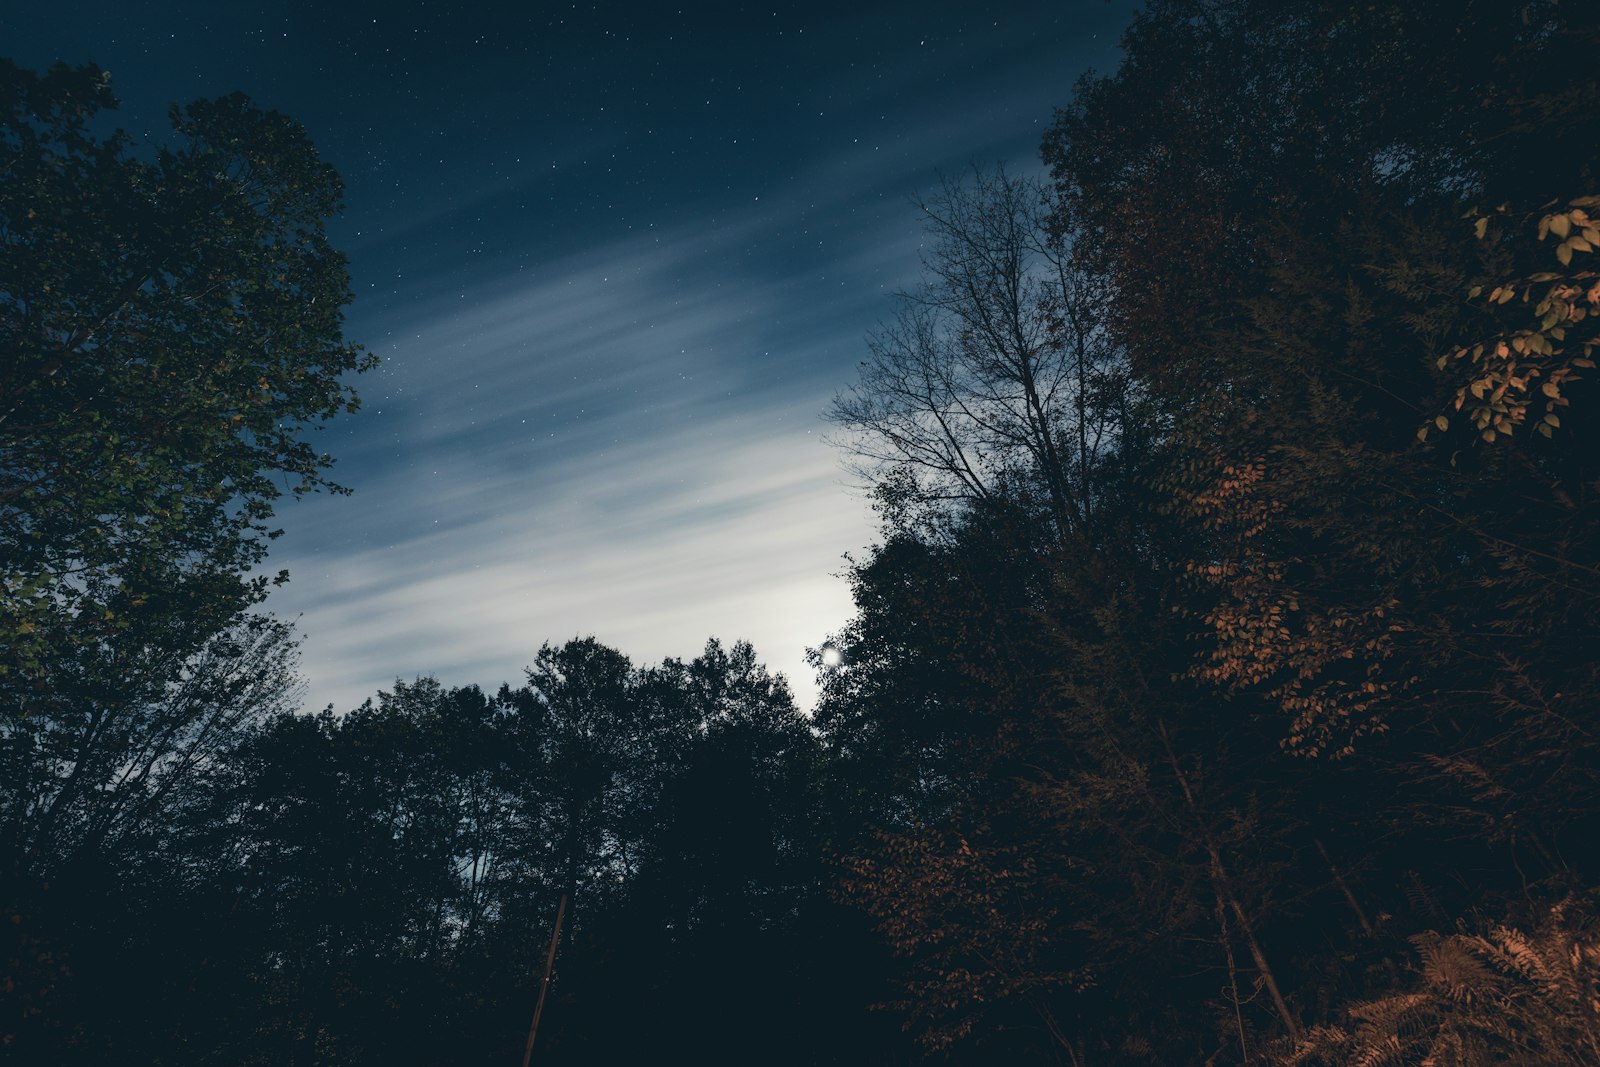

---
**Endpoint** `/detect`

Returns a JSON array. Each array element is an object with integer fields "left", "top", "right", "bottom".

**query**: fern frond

[{"left": 1261, "top": 898, "right": 1600, "bottom": 1067}]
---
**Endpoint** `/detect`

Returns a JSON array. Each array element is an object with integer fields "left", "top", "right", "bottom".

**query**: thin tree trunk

[
  {"left": 1156, "top": 718, "right": 1301, "bottom": 1043},
  {"left": 1024, "top": 991, "right": 1083, "bottom": 1067},
  {"left": 1216, "top": 897, "right": 1249, "bottom": 1063},
  {"left": 521, "top": 891, "right": 568, "bottom": 1067},
  {"left": 1313, "top": 837, "right": 1374, "bottom": 937}
]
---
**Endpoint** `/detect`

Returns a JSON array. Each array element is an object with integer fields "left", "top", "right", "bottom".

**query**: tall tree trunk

[
  {"left": 1157, "top": 718, "right": 1302, "bottom": 1043},
  {"left": 521, "top": 891, "right": 568, "bottom": 1067},
  {"left": 1216, "top": 897, "right": 1250, "bottom": 1063}
]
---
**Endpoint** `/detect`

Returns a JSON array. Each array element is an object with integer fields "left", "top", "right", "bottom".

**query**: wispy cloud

[
  {"left": 258, "top": 8, "right": 1120, "bottom": 716},
  {"left": 268, "top": 187, "right": 918, "bottom": 712},
  {"left": 272, "top": 410, "right": 868, "bottom": 713}
]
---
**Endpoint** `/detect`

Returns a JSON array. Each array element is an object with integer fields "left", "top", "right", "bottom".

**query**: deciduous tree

[{"left": 0, "top": 59, "right": 373, "bottom": 715}]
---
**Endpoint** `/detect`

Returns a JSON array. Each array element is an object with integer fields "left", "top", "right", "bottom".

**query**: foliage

[
  {"left": 822, "top": 0, "right": 1600, "bottom": 1061},
  {"left": 1274, "top": 899, "right": 1600, "bottom": 1067},
  {"left": 1427, "top": 198, "right": 1600, "bottom": 446},
  {"left": 841, "top": 827, "right": 1080, "bottom": 1054},
  {"left": 1, "top": 636, "right": 891, "bottom": 1066},
  {"left": 0, "top": 59, "right": 373, "bottom": 710},
  {"left": 1042, "top": 0, "right": 1600, "bottom": 766},
  {"left": 0, "top": 613, "right": 301, "bottom": 878},
  {"left": 10, "top": 4, "right": 1600, "bottom": 1062},
  {"left": 0, "top": 58, "right": 375, "bottom": 1063}
]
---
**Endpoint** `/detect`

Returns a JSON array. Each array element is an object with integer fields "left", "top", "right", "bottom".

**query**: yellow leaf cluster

[{"left": 1425, "top": 198, "right": 1600, "bottom": 446}]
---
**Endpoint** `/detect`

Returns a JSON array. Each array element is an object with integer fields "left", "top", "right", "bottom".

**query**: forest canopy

[{"left": 5, "top": 1, "right": 1600, "bottom": 1064}]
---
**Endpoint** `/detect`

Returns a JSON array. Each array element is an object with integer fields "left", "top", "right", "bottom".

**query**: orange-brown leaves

[
  {"left": 1425, "top": 198, "right": 1600, "bottom": 446},
  {"left": 1179, "top": 457, "right": 1404, "bottom": 757},
  {"left": 840, "top": 828, "right": 1085, "bottom": 1051}
]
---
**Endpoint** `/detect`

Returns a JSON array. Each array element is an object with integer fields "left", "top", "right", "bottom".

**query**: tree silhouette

[
  {"left": 1, "top": 60, "right": 372, "bottom": 712},
  {"left": 1, "top": 60, "right": 369, "bottom": 1062},
  {"left": 828, "top": 166, "right": 1122, "bottom": 546}
]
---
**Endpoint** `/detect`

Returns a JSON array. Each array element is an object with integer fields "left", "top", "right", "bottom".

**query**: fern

[{"left": 1263, "top": 899, "right": 1600, "bottom": 1066}]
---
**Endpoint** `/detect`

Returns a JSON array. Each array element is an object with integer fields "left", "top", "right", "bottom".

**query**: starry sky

[{"left": 9, "top": 0, "right": 1134, "bottom": 712}]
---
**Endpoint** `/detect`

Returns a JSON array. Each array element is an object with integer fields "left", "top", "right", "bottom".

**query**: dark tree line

[
  {"left": 0, "top": 57, "right": 912, "bottom": 1067},
  {"left": 820, "top": 1, "right": 1600, "bottom": 1063},
  {"left": 6, "top": 633, "right": 910, "bottom": 1064},
  {"left": 7, "top": 1, "right": 1600, "bottom": 1062}
]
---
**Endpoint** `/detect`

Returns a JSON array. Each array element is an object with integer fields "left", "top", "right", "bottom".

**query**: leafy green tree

[
  {"left": 0, "top": 59, "right": 372, "bottom": 715},
  {"left": 218, "top": 682, "right": 509, "bottom": 1067},
  {"left": 550, "top": 639, "right": 843, "bottom": 1064},
  {"left": 0, "top": 57, "right": 369, "bottom": 1064},
  {"left": 509, "top": 638, "right": 650, "bottom": 906}
]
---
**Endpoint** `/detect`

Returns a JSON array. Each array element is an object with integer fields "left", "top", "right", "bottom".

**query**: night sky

[{"left": 8, "top": 1, "right": 1134, "bottom": 712}]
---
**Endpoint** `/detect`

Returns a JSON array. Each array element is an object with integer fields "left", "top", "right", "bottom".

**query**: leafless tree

[{"left": 829, "top": 164, "right": 1122, "bottom": 544}]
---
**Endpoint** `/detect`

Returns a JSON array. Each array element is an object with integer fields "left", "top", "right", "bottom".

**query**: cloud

[
  {"left": 270, "top": 409, "right": 870, "bottom": 714},
  {"left": 262, "top": 44, "right": 1087, "bottom": 718}
]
